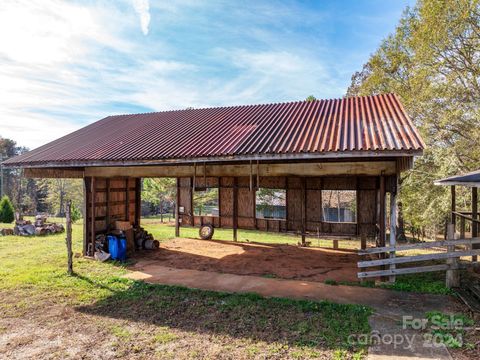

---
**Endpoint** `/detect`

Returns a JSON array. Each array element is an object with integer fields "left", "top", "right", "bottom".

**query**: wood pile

[
  {"left": 0, "top": 228, "right": 14, "bottom": 236},
  {"left": 134, "top": 227, "right": 159, "bottom": 249},
  {"left": 14, "top": 215, "right": 64, "bottom": 236}
]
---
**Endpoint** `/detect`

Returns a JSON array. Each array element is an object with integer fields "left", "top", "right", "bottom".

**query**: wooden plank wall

[
  {"left": 178, "top": 175, "right": 391, "bottom": 238},
  {"left": 83, "top": 176, "right": 140, "bottom": 256}
]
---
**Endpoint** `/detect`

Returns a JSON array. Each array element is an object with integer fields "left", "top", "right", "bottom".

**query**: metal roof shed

[{"left": 2, "top": 93, "right": 425, "bottom": 266}]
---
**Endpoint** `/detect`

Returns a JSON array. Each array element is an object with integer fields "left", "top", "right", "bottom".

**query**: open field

[{"left": 0, "top": 221, "right": 372, "bottom": 359}]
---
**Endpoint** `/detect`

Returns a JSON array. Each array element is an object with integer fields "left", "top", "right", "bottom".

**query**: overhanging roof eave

[{"left": 2, "top": 149, "right": 423, "bottom": 169}]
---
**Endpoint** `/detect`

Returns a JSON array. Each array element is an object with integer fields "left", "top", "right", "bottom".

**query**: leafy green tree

[
  {"left": 142, "top": 178, "right": 176, "bottom": 221},
  {"left": 347, "top": 0, "right": 480, "bottom": 238},
  {"left": 0, "top": 195, "right": 15, "bottom": 223},
  {"left": 305, "top": 95, "right": 317, "bottom": 101}
]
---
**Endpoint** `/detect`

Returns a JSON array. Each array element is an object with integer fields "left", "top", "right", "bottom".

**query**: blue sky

[{"left": 0, "top": 0, "right": 414, "bottom": 149}]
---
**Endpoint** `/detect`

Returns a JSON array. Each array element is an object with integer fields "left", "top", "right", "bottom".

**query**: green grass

[
  {"left": 0, "top": 220, "right": 372, "bottom": 358},
  {"left": 324, "top": 271, "right": 453, "bottom": 295},
  {"left": 141, "top": 220, "right": 363, "bottom": 249}
]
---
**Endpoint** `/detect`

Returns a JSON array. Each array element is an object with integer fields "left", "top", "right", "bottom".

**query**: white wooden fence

[{"left": 357, "top": 234, "right": 480, "bottom": 281}]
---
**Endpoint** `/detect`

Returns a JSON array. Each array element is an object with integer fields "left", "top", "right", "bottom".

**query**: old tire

[{"left": 199, "top": 224, "right": 214, "bottom": 240}]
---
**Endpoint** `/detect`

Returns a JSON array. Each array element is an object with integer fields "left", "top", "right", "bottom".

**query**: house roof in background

[
  {"left": 3, "top": 93, "right": 425, "bottom": 168},
  {"left": 434, "top": 170, "right": 480, "bottom": 187}
]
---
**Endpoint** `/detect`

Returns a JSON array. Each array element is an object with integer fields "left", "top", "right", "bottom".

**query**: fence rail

[{"left": 357, "top": 233, "right": 479, "bottom": 279}]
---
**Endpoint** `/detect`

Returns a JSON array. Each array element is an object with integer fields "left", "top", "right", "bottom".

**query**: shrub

[
  {"left": 70, "top": 203, "right": 82, "bottom": 223},
  {"left": 0, "top": 196, "right": 15, "bottom": 223}
]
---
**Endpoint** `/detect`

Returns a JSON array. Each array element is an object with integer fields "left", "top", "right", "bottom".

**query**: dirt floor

[{"left": 130, "top": 237, "right": 360, "bottom": 283}]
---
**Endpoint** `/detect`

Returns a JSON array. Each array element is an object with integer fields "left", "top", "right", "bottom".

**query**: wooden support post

[
  {"left": 134, "top": 178, "right": 141, "bottom": 227},
  {"left": 301, "top": 177, "right": 306, "bottom": 246},
  {"left": 361, "top": 234, "right": 367, "bottom": 250},
  {"left": 82, "top": 177, "right": 89, "bottom": 256},
  {"left": 389, "top": 189, "right": 398, "bottom": 283},
  {"left": 256, "top": 160, "right": 260, "bottom": 190},
  {"left": 66, "top": 200, "right": 73, "bottom": 275},
  {"left": 378, "top": 176, "right": 386, "bottom": 281},
  {"left": 333, "top": 239, "right": 339, "bottom": 249},
  {"left": 446, "top": 223, "right": 459, "bottom": 288},
  {"left": 90, "top": 177, "right": 96, "bottom": 257},
  {"left": 106, "top": 178, "right": 110, "bottom": 230},
  {"left": 249, "top": 160, "right": 253, "bottom": 192},
  {"left": 193, "top": 162, "right": 196, "bottom": 192},
  {"left": 233, "top": 177, "right": 238, "bottom": 241},
  {"left": 460, "top": 216, "right": 466, "bottom": 239},
  {"left": 451, "top": 185, "right": 456, "bottom": 228},
  {"left": 378, "top": 176, "right": 386, "bottom": 247},
  {"left": 472, "top": 187, "right": 478, "bottom": 262},
  {"left": 175, "top": 178, "right": 180, "bottom": 237},
  {"left": 124, "top": 178, "right": 129, "bottom": 222},
  {"left": 203, "top": 162, "right": 206, "bottom": 186}
]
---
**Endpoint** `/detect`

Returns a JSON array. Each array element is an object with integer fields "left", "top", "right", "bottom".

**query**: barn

[{"left": 3, "top": 93, "right": 424, "bottom": 258}]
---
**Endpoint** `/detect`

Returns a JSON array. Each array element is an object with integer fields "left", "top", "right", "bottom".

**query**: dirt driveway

[{"left": 130, "top": 238, "right": 359, "bottom": 283}]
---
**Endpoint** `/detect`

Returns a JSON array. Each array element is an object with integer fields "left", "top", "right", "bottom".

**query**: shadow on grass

[{"left": 76, "top": 280, "right": 372, "bottom": 351}]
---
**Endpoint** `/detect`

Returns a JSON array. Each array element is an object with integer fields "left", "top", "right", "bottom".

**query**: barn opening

[{"left": 2, "top": 94, "right": 425, "bottom": 282}]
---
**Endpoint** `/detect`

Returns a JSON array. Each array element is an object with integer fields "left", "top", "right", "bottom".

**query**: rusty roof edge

[{"left": 2, "top": 149, "right": 423, "bottom": 169}]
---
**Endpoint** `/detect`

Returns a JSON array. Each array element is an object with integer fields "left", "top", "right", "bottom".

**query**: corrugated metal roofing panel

[{"left": 3, "top": 93, "right": 425, "bottom": 167}]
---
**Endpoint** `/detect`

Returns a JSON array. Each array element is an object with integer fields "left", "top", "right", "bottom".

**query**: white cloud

[{"left": 132, "top": 0, "right": 151, "bottom": 35}]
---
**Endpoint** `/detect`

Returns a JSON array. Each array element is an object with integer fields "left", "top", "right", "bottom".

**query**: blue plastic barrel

[
  {"left": 107, "top": 235, "right": 119, "bottom": 260},
  {"left": 118, "top": 235, "right": 127, "bottom": 261}
]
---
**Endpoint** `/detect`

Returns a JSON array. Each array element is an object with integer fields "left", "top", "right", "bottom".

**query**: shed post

[
  {"left": 175, "top": 178, "right": 180, "bottom": 237},
  {"left": 233, "top": 177, "right": 238, "bottom": 241},
  {"left": 65, "top": 200, "right": 73, "bottom": 275},
  {"left": 389, "top": 182, "right": 398, "bottom": 283},
  {"left": 90, "top": 177, "right": 96, "bottom": 257},
  {"left": 134, "top": 178, "right": 141, "bottom": 227},
  {"left": 446, "top": 223, "right": 459, "bottom": 288},
  {"left": 378, "top": 175, "right": 386, "bottom": 281},
  {"left": 378, "top": 176, "right": 386, "bottom": 247},
  {"left": 301, "top": 177, "right": 306, "bottom": 246},
  {"left": 472, "top": 187, "right": 478, "bottom": 261},
  {"left": 451, "top": 185, "right": 456, "bottom": 228},
  {"left": 82, "top": 177, "right": 89, "bottom": 256}
]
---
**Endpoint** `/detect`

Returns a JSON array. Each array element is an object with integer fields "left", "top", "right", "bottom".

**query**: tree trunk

[{"left": 396, "top": 201, "right": 407, "bottom": 242}]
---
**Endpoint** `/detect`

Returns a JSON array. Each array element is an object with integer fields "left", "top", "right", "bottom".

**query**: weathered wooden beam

[
  {"left": 359, "top": 237, "right": 480, "bottom": 255},
  {"left": 83, "top": 177, "right": 89, "bottom": 256},
  {"left": 233, "top": 177, "right": 238, "bottom": 241},
  {"left": 175, "top": 178, "right": 180, "bottom": 237},
  {"left": 472, "top": 187, "right": 478, "bottom": 261},
  {"left": 378, "top": 176, "right": 386, "bottom": 247},
  {"left": 134, "top": 178, "right": 141, "bottom": 227},
  {"left": 106, "top": 178, "right": 110, "bottom": 230},
  {"left": 451, "top": 185, "right": 456, "bottom": 227},
  {"left": 90, "top": 177, "right": 96, "bottom": 257},
  {"left": 301, "top": 177, "right": 306, "bottom": 246},
  {"left": 24, "top": 167, "right": 84, "bottom": 178},
  {"left": 446, "top": 223, "right": 460, "bottom": 288},
  {"left": 84, "top": 161, "right": 398, "bottom": 178},
  {"left": 358, "top": 248, "right": 480, "bottom": 268},
  {"left": 389, "top": 186, "right": 397, "bottom": 283},
  {"left": 358, "top": 264, "right": 450, "bottom": 279}
]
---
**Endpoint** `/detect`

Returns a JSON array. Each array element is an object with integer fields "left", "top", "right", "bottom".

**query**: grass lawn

[
  {"left": 141, "top": 219, "right": 365, "bottom": 249},
  {"left": 0, "top": 220, "right": 372, "bottom": 359}
]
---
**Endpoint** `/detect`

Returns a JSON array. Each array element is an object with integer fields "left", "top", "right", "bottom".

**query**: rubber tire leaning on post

[{"left": 199, "top": 224, "right": 214, "bottom": 240}]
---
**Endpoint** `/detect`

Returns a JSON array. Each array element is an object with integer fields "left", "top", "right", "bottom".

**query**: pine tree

[{"left": 0, "top": 196, "right": 15, "bottom": 224}]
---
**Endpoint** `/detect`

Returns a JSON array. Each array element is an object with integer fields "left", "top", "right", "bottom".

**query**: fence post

[
  {"left": 446, "top": 223, "right": 459, "bottom": 288},
  {"left": 66, "top": 200, "right": 73, "bottom": 275},
  {"left": 389, "top": 190, "right": 397, "bottom": 283}
]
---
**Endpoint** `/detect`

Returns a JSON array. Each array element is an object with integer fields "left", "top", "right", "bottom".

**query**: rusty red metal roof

[{"left": 3, "top": 93, "right": 425, "bottom": 168}]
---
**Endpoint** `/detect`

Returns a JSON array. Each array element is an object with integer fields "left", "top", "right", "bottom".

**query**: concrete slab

[{"left": 123, "top": 265, "right": 457, "bottom": 359}]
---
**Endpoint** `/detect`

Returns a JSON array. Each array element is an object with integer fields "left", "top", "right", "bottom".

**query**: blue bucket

[
  {"left": 118, "top": 235, "right": 127, "bottom": 261},
  {"left": 107, "top": 235, "right": 119, "bottom": 260}
]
